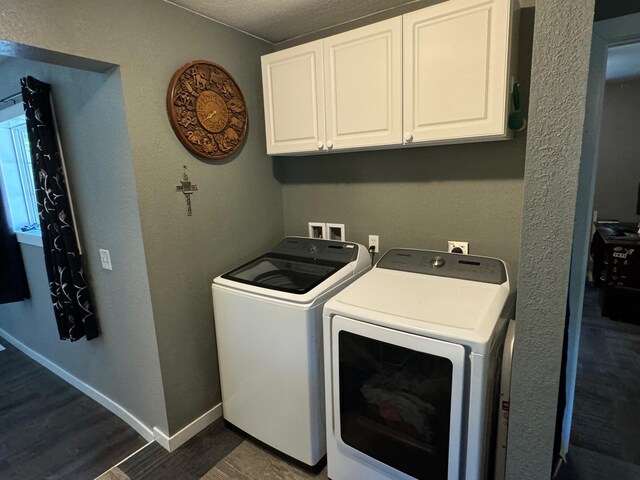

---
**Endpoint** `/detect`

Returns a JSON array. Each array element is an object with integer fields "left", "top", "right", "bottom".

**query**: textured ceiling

[
  {"left": 166, "top": 0, "right": 538, "bottom": 44},
  {"left": 167, "top": 0, "right": 433, "bottom": 43}
]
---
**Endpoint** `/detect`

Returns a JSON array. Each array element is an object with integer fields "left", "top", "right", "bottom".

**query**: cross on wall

[{"left": 176, "top": 166, "right": 198, "bottom": 216}]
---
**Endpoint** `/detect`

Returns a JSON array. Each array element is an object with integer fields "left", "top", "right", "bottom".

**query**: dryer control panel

[{"left": 377, "top": 249, "right": 507, "bottom": 285}]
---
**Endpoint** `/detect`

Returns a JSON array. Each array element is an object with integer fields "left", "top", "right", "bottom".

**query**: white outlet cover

[
  {"left": 447, "top": 241, "right": 469, "bottom": 254},
  {"left": 368, "top": 235, "right": 380, "bottom": 253}
]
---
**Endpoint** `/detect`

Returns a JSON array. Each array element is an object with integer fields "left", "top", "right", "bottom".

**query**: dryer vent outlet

[
  {"left": 447, "top": 241, "right": 469, "bottom": 254},
  {"left": 326, "top": 223, "right": 345, "bottom": 241}
]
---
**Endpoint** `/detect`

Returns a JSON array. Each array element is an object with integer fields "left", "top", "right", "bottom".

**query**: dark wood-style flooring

[
  {"left": 98, "top": 420, "right": 328, "bottom": 480},
  {"left": 567, "top": 285, "right": 640, "bottom": 479},
  {"left": 0, "top": 338, "right": 147, "bottom": 480},
  {"left": 104, "top": 420, "right": 243, "bottom": 479}
]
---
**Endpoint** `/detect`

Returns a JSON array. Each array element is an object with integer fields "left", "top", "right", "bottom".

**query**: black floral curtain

[
  {"left": 21, "top": 76, "right": 99, "bottom": 341},
  {"left": 0, "top": 190, "right": 30, "bottom": 304}
]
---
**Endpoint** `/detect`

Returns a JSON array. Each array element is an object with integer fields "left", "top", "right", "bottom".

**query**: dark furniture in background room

[{"left": 591, "top": 222, "right": 640, "bottom": 322}]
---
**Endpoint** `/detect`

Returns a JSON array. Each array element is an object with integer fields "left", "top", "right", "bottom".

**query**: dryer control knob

[{"left": 430, "top": 256, "right": 445, "bottom": 268}]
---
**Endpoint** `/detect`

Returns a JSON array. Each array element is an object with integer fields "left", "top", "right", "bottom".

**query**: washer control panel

[
  {"left": 272, "top": 237, "right": 359, "bottom": 263},
  {"left": 377, "top": 249, "right": 506, "bottom": 285}
]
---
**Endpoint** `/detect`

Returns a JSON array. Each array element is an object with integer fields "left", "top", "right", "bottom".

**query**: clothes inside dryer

[{"left": 338, "top": 331, "right": 453, "bottom": 480}]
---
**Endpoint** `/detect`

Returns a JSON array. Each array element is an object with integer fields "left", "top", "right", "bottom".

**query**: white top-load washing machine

[
  {"left": 212, "top": 236, "right": 370, "bottom": 469},
  {"left": 323, "top": 249, "right": 514, "bottom": 480}
]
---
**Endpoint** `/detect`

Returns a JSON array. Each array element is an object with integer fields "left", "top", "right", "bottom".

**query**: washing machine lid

[
  {"left": 325, "top": 249, "right": 511, "bottom": 353},
  {"left": 220, "top": 237, "right": 360, "bottom": 295}
]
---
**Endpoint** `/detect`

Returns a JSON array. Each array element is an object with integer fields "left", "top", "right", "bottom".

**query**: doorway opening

[{"left": 561, "top": 10, "right": 640, "bottom": 480}]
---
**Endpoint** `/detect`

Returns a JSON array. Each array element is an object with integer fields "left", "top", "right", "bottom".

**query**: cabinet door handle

[
  {"left": 327, "top": 140, "right": 334, "bottom": 150},
  {"left": 404, "top": 132, "right": 413, "bottom": 143},
  {"left": 317, "top": 141, "right": 324, "bottom": 150}
]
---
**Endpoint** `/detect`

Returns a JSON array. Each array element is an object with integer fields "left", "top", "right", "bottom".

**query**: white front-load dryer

[
  {"left": 212, "top": 237, "right": 370, "bottom": 469},
  {"left": 323, "top": 249, "right": 514, "bottom": 479}
]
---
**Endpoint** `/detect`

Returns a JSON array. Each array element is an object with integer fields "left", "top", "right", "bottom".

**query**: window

[{"left": 0, "top": 102, "right": 40, "bottom": 235}]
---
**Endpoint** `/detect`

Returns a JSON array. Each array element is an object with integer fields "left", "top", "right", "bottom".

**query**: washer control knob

[
  {"left": 430, "top": 256, "right": 445, "bottom": 268},
  {"left": 308, "top": 244, "right": 319, "bottom": 254}
]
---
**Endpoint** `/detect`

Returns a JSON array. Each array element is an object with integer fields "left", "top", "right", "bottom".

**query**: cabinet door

[
  {"left": 403, "top": 0, "right": 512, "bottom": 145},
  {"left": 261, "top": 41, "right": 325, "bottom": 155},
  {"left": 323, "top": 17, "right": 402, "bottom": 151}
]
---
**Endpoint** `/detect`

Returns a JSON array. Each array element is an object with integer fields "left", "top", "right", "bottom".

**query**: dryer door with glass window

[{"left": 331, "top": 315, "right": 466, "bottom": 480}]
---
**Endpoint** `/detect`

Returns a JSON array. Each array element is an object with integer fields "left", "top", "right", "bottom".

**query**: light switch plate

[{"left": 99, "top": 249, "right": 112, "bottom": 270}]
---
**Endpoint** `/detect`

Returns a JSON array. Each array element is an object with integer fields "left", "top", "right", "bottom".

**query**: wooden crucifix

[{"left": 176, "top": 166, "right": 198, "bottom": 216}]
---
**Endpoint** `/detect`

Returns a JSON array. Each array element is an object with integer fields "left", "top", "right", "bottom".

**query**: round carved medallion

[
  {"left": 196, "top": 91, "right": 229, "bottom": 133},
  {"left": 167, "top": 60, "right": 248, "bottom": 159}
]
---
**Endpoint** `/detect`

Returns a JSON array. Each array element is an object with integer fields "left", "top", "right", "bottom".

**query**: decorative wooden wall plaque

[{"left": 167, "top": 60, "right": 248, "bottom": 159}]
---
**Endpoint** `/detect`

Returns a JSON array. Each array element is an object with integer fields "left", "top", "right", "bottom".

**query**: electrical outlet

[
  {"left": 99, "top": 249, "right": 113, "bottom": 270},
  {"left": 447, "top": 241, "right": 469, "bottom": 254},
  {"left": 308, "top": 222, "right": 326, "bottom": 239},
  {"left": 369, "top": 235, "right": 380, "bottom": 253}
]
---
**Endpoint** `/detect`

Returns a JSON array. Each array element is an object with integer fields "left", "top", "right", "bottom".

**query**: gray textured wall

[
  {"left": 594, "top": 79, "right": 640, "bottom": 221},
  {"left": 507, "top": 1, "right": 595, "bottom": 478},
  {"left": 275, "top": 9, "right": 534, "bottom": 280},
  {"left": 0, "top": 58, "right": 168, "bottom": 432},
  {"left": 0, "top": 0, "right": 284, "bottom": 434}
]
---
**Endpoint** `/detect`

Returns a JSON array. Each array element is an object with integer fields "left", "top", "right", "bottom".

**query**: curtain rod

[{"left": 0, "top": 92, "right": 21, "bottom": 104}]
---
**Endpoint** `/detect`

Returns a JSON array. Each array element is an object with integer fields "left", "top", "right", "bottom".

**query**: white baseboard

[
  {"left": 153, "top": 402, "right": 223, "bottom": 452},
  {"left": 0, "top": 328, "right": 155, "bottom": 443}
]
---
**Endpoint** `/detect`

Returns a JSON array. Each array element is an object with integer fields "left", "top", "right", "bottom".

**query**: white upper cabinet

[
  {"left": 261, "top": 41, "right": 325, "bottom": 155},
  {"left": 260, "top": 0, "right": 517, "bottom": 155},
  {"left": 403, "top": 0, "right": 514, "bottom": 145},
  {"left": 323, "top": 17, "right": 403, "bottom": 150}
]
